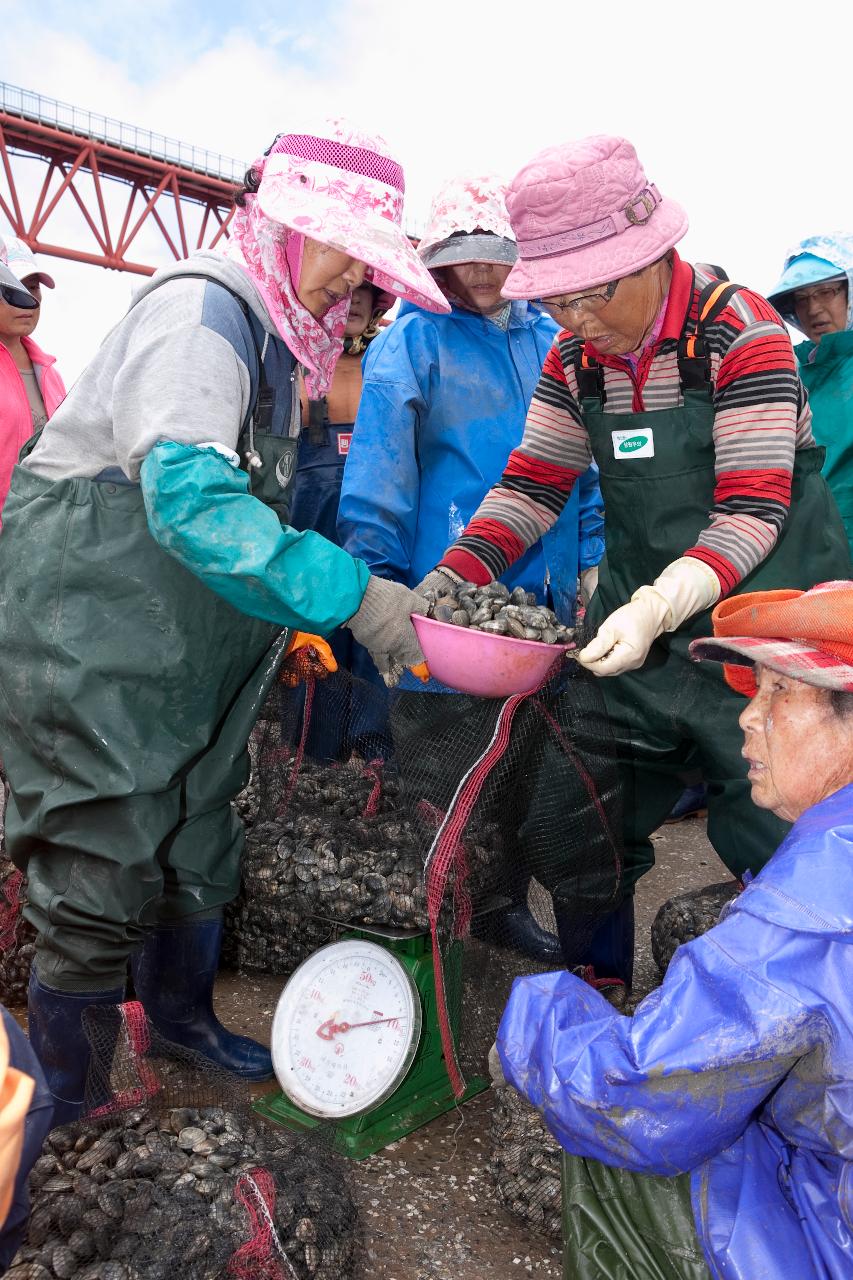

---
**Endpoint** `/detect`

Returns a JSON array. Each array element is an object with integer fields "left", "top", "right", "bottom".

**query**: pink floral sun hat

[
  {"left": 256, "top": 121, "right": 448, "bottom": 314},
  {"left": 417, "top": 174, "right": 518, "bottom": 270},
  {"left": 501, "top": 134, "right": 688, "bottom": 300}
]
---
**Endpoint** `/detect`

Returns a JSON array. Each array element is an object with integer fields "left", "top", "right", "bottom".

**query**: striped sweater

[{"left": 441, "top": 254, "right": 815, "bottom": 596}]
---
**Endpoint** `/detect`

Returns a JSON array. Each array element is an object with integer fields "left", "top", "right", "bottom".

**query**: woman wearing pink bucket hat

[
  {"left": 0, "top": 120, "right": 450, "bottom": 1125},
  {"left": 420, "top": 134, "right": 852, "bottom": 986}
]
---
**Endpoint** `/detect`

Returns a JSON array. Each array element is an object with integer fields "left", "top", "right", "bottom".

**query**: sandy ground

[{"left": 210, "top": 814, "right": 728, "bottom": 1280}]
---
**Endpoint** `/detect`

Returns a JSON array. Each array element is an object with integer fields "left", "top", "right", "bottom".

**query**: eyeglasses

[
  {"left": 534, "top": 276, "right": 622, "bottom": 317},
  {"left": 792, "top": 281, "right": 847, "bottom": 310}
]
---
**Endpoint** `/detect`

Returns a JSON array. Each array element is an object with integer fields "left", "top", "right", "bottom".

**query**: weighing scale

[{"left": 254, "top": 922, "right": 489, "bottom": 1159}]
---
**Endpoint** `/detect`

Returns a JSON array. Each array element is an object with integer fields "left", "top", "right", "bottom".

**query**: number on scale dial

[{"left": 271, "top": 940, "right": 422, "bottom": 1118}]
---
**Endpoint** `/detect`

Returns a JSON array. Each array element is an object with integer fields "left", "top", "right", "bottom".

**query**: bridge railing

[
  {"left": 0, "top": 80, "right": 245, "bottom": 184},
  {"left": 1, "top": 80, "right": 427, "bottom": 238}
]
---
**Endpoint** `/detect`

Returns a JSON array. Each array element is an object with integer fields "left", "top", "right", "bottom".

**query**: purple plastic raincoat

[{"left": 498, "top": 782, "right": 853, "bottom": 1278}]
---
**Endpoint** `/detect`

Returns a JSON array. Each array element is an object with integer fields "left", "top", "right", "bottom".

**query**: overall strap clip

[
  {"left": 678, "top": 278, "right": 742, "bottom": 393},
  {"left": 573, "top": 345, "right": 606, "bottom": 405}
]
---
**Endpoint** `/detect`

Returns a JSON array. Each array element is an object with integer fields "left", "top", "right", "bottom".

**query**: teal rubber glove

[{"left": 141, "top": 441, "right": 369, "bottom": 635}]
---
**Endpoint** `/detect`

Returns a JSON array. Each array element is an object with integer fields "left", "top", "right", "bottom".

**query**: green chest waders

[
  {"left": 580, "top": 282, "right": 853, "bottom": 886},
  {"left": 0, "top": 286, "right": 301, "bottom": 989}
]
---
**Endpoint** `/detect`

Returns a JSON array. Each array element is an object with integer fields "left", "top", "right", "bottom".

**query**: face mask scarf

[{"left": 224, "top": 154, "right": 352, "bottom": 398}]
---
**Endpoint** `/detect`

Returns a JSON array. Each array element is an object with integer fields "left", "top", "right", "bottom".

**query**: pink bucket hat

[
  {"left": 417, "top": 174, "right": 518, "bottom": 271},
  {"left": 257, "top": 121, "right": 449, "bottom": 313},
  {"left": 502, "top": 135, "right": 689, "bottom": 300}
]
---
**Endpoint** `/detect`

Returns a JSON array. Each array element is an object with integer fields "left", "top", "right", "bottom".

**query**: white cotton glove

[
  {"left": 578, "top": 557, "right": 720, "bottom": 677},
  {"left": 488, "top": 1042, "right": 507, "bottom": 1089},
  {"left": 415, "top": 566, "right": 465, "bottom": 599},
  {"left": 346, "top": 576, "right": 428, "bottom": 687},
  {"left": 580, "top": 564, "right": 599, "bottom": 606}
]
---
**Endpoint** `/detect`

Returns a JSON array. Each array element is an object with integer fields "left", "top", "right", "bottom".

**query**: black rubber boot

[
  {"left": 27, "top": 970, "right": 125, "bottom": 1128},
  {"left": 131, "top": 917, "right": 273, "bottom": 1081}
]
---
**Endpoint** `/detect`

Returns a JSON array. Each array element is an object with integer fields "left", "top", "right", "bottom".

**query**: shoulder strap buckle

[
  {"left": 573, "top": 345, "right": 606, "bottom": 405},
  {"left": 678, "top": 277, "right": 742, "bottom": 393}
]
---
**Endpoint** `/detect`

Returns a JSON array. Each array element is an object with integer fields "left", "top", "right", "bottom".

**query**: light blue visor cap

[{"left": 767, "top": 254, "right": 846, "bottom": 319}]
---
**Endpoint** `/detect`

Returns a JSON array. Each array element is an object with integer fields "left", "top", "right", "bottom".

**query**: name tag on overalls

[{"left": 612, "top": 428, "right": 654, "bottom": 459}]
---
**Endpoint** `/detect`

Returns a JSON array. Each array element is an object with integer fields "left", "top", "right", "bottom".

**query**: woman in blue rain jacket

[
  {"left": 497, "top": 581, "right": 853, "bottom": 1280},
  {"left": 338, "top": 297, "right": 603, "bottom": 626}
]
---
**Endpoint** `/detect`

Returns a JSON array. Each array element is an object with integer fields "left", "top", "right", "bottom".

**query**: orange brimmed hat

[{"left": 688, "top": 581, "right": 853, "bottom": 697}]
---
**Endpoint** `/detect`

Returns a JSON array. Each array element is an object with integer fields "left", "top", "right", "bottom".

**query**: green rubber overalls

[
  {"left": 0, "top": 280, "right": 299, "bottom": 990},
  {"left": 582, "top": 281, "right": 853, "bottom": 888}
]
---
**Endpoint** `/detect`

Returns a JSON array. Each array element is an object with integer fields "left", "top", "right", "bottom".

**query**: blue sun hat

[{"left": 767, "top": 233, "right": 853, "bottom": 330}]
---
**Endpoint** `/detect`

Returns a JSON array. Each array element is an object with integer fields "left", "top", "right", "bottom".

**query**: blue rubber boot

[
  {"left": 27, "top": 971, "right": 125, "bottom": 1128},
  {"left": 557, "top": 898, "right": 636, "bottom": 989},
  {"left": 131, "top": 917, "right": 273, "bottom": 1081},
  {"left": 472, "top": 901, "right": 563, "bottom": 963},
  {"left": 664, "top": 783, "right": 708, "bottom": 824}
]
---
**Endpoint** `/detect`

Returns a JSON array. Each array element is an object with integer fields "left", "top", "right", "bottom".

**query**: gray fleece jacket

[{"left": 25, "top": 253, "right": 293, "bottom": 484}]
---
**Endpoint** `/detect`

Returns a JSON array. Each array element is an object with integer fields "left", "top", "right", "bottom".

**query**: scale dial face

[{"left": 271, "top": 939, "right": 422, "bottom": 1119}]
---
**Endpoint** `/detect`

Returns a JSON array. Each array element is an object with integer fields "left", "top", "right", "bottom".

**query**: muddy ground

[{"left": 210, "top": 815, "right": 727, "bottom": 1280}]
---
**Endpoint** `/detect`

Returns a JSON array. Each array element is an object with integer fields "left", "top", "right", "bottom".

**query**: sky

[{"left": 1, "top": 0, "right": 851, "bottom": 381}]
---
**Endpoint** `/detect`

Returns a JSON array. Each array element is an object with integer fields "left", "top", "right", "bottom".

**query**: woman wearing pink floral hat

[
  {"left": 0, "top": 121, "right": 449, "bottom": 1122},
  {"left": 420, "top": 135, "right": 853, "bottom": 987}
]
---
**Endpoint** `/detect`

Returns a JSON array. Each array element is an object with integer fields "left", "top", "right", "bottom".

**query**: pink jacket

[{"left": 0, "top": 335, "right": 66, "bottom": 522}]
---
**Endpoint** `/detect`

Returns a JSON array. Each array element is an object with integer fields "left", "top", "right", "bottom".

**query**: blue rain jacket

[
  {"left": 337, "top": 301, "right": 604, "bottom": 626},
  {"left": 498, "top": 782, "right": 853, "bottom": 1279}
]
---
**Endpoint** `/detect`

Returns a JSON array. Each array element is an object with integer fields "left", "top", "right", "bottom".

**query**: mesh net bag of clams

[
  {"left": 488, "top": 1082, "right": 563, "bottom": 1242},
  {"left": 228, "top": 592, "right": 624, "bottom": 1094},
  {"left": 10, "top": 1001, "right": 359, "bottom": 1280}
]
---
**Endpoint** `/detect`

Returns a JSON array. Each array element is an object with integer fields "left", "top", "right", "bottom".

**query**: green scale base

[{"left": 254, "top": 925, "right": 489, "bottom": 1160}]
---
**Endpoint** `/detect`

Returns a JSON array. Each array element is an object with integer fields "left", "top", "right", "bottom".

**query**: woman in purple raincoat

[{"left": 497, "top": 580, "right": 853, "bottom": 1279}]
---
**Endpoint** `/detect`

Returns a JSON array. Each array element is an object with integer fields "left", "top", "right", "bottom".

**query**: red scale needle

[{"left": 316, "top": 1016, "right": 401, "bottom": 1041}]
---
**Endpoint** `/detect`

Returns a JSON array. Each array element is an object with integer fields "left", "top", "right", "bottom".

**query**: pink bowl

[{"left": 410, "top": 613, "right": 571, "bottom": 697}]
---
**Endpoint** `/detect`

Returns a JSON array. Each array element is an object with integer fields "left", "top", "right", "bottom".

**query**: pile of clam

[
  {"left": 488, "top": 1085, "right": 561, "bottom": 1241},
  {"left": 651, "top": 881, "right": 740, "bottom": 976},
  {"left": 224, "top": 757, "right": 501, "bottom": 975},
  {"left": 423, "top": 581, "right": 575, "bottom": 646},
  {"left": 0, "top": 858, "right": 35, "bottom": 1007},
  {"left": 12, "top": 1105, "right": 358, "bottom": 1279},
  {"left": 222, "top": 879, "right": 333, "bottom": 978}
]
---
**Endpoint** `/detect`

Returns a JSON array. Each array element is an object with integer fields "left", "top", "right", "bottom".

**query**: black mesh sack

[
  {"left": 11, "top": 1002, "right": 360, "bottom": 1279},
  {"left": 0, "top": 761, "right": 36, "bottom": 1007},
  {"left": 229, "top": 659, "right": 621, "bottom": 1097},
  {"left": 388, "top": 659, "right": 623, "bottom": 1092}
]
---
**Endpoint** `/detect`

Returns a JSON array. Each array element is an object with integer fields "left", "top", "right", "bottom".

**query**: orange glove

[
  {"left": 279, "top": 632, "right": 338, "bottom": 687},
  {"left": 0, "top": 1019, "right": 34, "bottom": 1227},
  {"left": 409, "top": 662, "right": 431, "bottom": 683}
]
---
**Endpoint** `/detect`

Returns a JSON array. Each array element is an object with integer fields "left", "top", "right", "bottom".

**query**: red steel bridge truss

[{"left": 0, "top": 82, "right": 244, "bottom": 276}]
